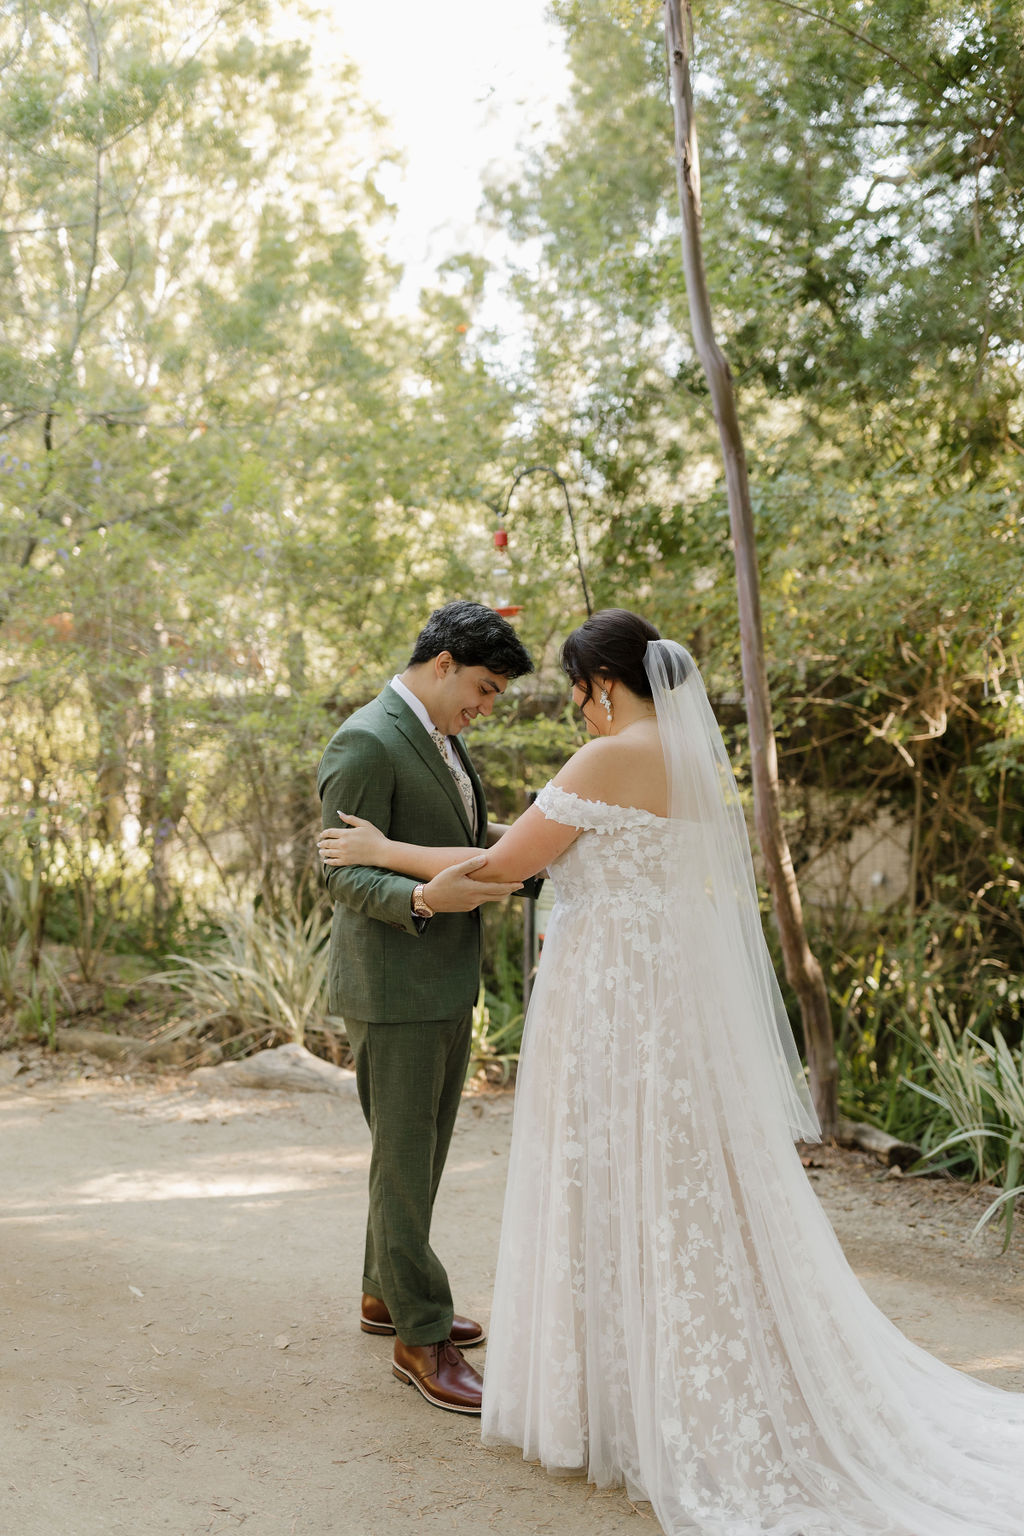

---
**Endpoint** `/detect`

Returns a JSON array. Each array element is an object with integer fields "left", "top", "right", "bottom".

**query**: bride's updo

[{"left": 559, "top": 609, "right": 662, "bottom": 703}]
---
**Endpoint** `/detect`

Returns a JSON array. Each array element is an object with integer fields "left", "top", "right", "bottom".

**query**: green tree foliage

[
  {"left": 488, "top": 0, "right": 1024, "bottom": 1053},
  {"left": 2, "top": 0, "right": 1022, "bottom": 1115},
  {"left": 0, "top": 0, "right": 525, "bottom": 950}
]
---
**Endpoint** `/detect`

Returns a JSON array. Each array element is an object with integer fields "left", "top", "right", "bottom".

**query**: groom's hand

[{"left": 425, "top": 855, "right": 522, "bottom": 913}]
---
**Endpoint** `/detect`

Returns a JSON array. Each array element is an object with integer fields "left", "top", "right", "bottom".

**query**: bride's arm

[
  {"left": 318, "top": 739, "right": 622, "bottom": 885},
  {"left": 317, "top": 816, "right": 525, "bottom": 912},
  {"left": 469, "top": 803, "right": 577, "bottom": 882},
  {"left": 318, "top": 801, "right": 581, "bottom": 886},
  {"left": 318, "top": 816, "right": 480, "bottom": 880}
]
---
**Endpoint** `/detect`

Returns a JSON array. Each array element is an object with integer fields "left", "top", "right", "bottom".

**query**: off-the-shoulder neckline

[{"left": 540, "top": 781, "right": 671, "bottom": 823}]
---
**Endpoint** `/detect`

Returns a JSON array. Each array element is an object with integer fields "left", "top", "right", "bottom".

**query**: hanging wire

[{"left": 499, "top": 465, "right": 594, "bottom": 617}]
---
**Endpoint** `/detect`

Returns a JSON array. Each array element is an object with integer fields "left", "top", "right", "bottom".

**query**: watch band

[{"left": 411, "top": 883, "right": 434, "bottom": 919}]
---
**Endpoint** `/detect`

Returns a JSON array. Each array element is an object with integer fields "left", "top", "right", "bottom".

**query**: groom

[{"left": 317, "top": 602, "right": 534, "bottom": 1415}]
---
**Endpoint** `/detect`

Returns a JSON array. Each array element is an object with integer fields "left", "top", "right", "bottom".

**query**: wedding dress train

[{"left": 481, "top": 779, "right": 1024, "bottom": 1536}]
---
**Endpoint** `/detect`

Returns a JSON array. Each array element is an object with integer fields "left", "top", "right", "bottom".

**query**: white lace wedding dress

[{"left": 481, "top": 781, "right": 1024, "bottom": 1536}]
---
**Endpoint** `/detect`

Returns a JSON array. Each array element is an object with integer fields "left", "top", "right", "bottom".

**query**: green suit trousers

[{"left": 345, "top": 1012, "right": 474, "bottom": 1346}]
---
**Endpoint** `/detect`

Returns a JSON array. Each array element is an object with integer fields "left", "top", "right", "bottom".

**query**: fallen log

[
  {"left": 190, "top": 1041, "right": 358, "bottom": 1097},
  {"left": 54, "top": 1027, "right": 190, "bottom": 1065},
  {"left": 836, "top": 1117, "right": 923, "bottom": 1170}
]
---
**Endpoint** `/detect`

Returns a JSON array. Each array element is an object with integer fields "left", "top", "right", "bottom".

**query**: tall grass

[
  {"left": 471, "top": 990, "right": 524, "bottom": 1084},
  {"left": 0, "top": 858, "right": 71, "bottom": 1044},
  {"left": 900, "top": 1009, "right": 1024, "bottom": 1249},
  {"left": 151, "top": 899, "right": 344, "bottom": 1056},
  {"left": 472, "top": 901, "right": 529, "bottom": 1082},
  {"left": 0, "top": 865, "right": 33, "bottom": 1011}
]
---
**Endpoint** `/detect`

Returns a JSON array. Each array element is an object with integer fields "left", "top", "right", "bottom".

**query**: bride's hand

[{"left": 318, "top": 813, "right": 390, "bottom": 868}]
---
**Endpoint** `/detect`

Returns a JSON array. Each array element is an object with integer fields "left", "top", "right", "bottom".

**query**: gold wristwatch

[{"left": 411, "top": 884, "right": 435, "bottom": 919}]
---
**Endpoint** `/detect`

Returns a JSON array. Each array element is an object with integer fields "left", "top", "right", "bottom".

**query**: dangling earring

[{"left": 599, "top": 688, "right": 613, "bottom": 722}]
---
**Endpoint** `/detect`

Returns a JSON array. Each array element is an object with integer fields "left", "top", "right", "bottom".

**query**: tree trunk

[
  {"left": 905, "top": 748, "right": 924, "bottom": 1015},
  {"left": 663, "top": 0, "right": 838, "bottom": 1134},
  {"left": 148, "top": 650, "right": 173, "bottom": 946}
]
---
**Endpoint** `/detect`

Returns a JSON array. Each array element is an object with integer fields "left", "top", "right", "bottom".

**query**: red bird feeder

[
  {"left": 493, "top": 466, "right": 593, "bottom": 619},
  {"left": 492, "top": 523, "right": 521, "bottom": 616}
]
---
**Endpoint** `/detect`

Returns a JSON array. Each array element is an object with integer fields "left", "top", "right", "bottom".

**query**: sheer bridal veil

[{"left": 643, "top": 639, "right": 820, "bottom": 1144}]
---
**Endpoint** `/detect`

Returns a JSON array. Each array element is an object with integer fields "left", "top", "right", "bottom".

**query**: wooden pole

[{"left": 663, "top": 0, "right": 838, "bottom": 1133}]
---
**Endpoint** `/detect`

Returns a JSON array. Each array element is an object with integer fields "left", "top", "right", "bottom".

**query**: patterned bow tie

[{"left": 430, "top": 729, "right": 477, "bottom": 830}]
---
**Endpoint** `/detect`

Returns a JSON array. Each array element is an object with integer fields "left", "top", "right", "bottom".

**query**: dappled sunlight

[
  {"left": 961, "top": 1351, "right": 1024, "bottom": 1375},
  {"left": 0, "top": 1081, "right": 368, "bottom": 1130},
  {"left": 72, "top": 1169, "right": 321, "bottom": 1205},
  {"left": 1, "top": 1142, "right": 371, "bottom": 1217},
  {"left": 0, "top": 1101, "right": 55, "bottom": 1132},
  {"left": 442, "top": 1153, "right": 506, "bottom": 1177}
]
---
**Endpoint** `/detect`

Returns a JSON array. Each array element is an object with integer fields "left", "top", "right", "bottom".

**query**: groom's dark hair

[{"left": 409, "top": 601, "right": 533, "bottom": 678}]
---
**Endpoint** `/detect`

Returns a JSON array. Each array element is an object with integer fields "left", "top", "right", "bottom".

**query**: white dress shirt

[
  {"left": 389, "top": 675, "right": 458, "bottom": 768},
  {"left": 389, "top": 674, "right": 478, "bottom": 835}
]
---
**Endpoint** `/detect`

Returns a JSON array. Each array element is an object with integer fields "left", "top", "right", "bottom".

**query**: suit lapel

[{"left": 381, "top": 686, "right": 475, "bottom": 837}]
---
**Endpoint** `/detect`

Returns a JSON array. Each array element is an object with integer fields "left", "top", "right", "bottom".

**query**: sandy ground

[{"left": 2, "top": 1058, "right": 1024, "bottom": 1536}]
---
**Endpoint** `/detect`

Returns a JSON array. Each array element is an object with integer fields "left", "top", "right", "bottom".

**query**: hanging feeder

[
  {"left": 492, "top": 466, "right": 593, "bottom": 620},
  {"left": 491, "top": 522, "right": 522, "bottom": 617}
]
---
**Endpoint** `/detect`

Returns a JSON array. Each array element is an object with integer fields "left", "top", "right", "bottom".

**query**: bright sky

[{"left": 309, "top": 0, "right": 571, "bottom": 305}]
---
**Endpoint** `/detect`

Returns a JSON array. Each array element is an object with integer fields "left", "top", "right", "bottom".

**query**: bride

[{"left": 318, "top": 608, "right": 1024, "bottom": 1536}]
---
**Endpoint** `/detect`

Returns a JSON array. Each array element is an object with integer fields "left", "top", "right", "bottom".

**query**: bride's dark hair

[{"left": 559, "top": 609, "right": 662, "bottom": 702}]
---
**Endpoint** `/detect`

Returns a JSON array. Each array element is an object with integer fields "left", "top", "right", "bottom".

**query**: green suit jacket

[{"left": 317, "top": 685, "right": 489, "bottom": 1023}]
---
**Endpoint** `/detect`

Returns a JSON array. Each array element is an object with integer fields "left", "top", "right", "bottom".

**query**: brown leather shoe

[
  {"left": 360, "top": 1293, "right": 485, "bottom": 1347},
  {"left": 392, "top": 1338, "right": 483, "bottom": 1415}
]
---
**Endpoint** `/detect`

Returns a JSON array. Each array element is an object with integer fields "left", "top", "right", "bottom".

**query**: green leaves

[
  {"left": 0, "top": 73, "right": 55, "bottom": 143},
  {"left": 0, "top": 0, "right": 536, "bottom": 966},
  {"left": 151, "top": 899, "right": 343, "bottom": 1052},
  {"left": 900, "top": 1011, "right": 1024, "bottom": 1246}
]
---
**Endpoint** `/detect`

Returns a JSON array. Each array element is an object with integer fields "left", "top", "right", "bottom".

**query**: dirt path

[{"left": 2, "top": 1063, "right": 1023, "bottom": 1536}]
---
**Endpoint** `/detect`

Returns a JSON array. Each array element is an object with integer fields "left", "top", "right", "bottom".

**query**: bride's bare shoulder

[
  {"left": 550, "top": 737, "right": 612, "bottom": 794},
  {"left": 552, "top": 731, "right": 667, "bottom": 816}
]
